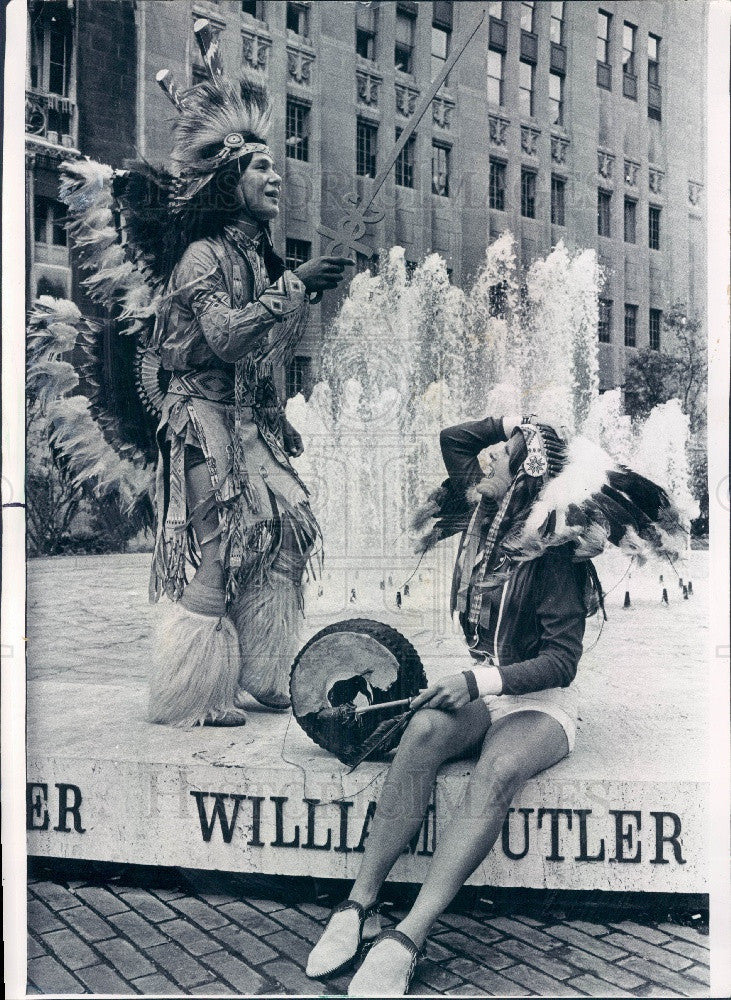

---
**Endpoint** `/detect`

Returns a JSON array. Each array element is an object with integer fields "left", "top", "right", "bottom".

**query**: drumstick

[{"left": 353, "top": 697, "right": 412, "bottom": 717}]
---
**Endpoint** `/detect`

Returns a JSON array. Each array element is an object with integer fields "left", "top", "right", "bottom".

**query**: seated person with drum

[{"left": 306, "top": 409, "right": 679, "bottom": 995}]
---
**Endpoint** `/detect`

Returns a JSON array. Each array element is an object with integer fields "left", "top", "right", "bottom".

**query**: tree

[{"left": 623, "top": 303, "right": 706, "bottom": 434}]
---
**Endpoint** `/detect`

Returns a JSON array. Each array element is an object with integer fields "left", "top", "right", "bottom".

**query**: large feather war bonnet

[{"left": 160, "top": 19, "right": 272, "bottom": 206}]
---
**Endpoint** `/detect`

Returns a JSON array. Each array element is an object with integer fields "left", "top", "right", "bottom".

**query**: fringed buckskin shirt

[
  {"left": 149, "top": 224, "right": 320, "bottom": 606},
  {"left": 440, "top": 417, "right": 587, "bottom": 696}
]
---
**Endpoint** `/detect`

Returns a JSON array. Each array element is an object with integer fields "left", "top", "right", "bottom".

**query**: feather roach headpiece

[{"left": 157, "top": 19, "right": 273, "bottom": 207}]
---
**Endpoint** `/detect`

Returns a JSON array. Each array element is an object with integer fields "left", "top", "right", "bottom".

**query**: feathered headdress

[
  {"left": 158, "top": 19, "right": 272, "bottom": 206},
  {"left": 412, "top": 419, "right": 688, "bottom": 566}
]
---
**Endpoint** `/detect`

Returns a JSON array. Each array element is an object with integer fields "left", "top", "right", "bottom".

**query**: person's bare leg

[
  {"left": 396, "top": 711, "right": 569, "bottom": 947},
  {"left": 348, "top": 700, "right": 491, "bottom": 909}
]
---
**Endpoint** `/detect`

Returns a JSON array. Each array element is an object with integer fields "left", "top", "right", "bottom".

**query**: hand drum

[{"left": 290, "top": 619, "right": 427, "bottom": 765}]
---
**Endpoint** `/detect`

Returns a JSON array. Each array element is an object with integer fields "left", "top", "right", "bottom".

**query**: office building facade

[{"left": 26, "top": 1, "right": 707, "bottom": 394}]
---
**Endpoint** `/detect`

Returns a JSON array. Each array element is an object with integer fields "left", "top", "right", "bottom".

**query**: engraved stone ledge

[
  {"left": 520, "top": 124, "right": 540, "bottom": 157},
  {"left": 624, "top": 158, "right": 640, "bottom": 187},
  {"left": 598, "top": 149, "right": 615, "bottom": 181},
  {"left": 550, "top": 134, "right": 568, "bottom": 164},
  {"left": 489, "top": 113, "right": 509, "bottom": 147},
  {"left": 395, "top": 82, "right": 419, "bottom": 118},
  {"left": 356, "top": 69, "right": 382, "bottom": 108},
  {"left": 432, "top": 95, "right": 455, "bottom": 130},
  {"left": 649, "top": 165, "right": 665, "bottom": 195},
  {"left": 287, "top": 45, "right": 315, "bottom": 86},
  {"left": 241, "top": 27, "right": 272, "bottom": 72}
]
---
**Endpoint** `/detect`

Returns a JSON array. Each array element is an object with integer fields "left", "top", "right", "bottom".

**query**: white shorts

[{"left": 483, "top": 684, "right": 579, "bottom": 752}]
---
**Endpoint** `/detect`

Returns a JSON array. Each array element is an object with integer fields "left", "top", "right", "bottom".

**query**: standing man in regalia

[{"left": 146, "top": 33, "right": 352, "bottom": 725}]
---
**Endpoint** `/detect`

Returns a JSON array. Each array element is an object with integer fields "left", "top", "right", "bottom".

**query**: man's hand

[
  {"left": 294, "top": 256, "right": 354, "bottom": 292},
  {"left": 411, "top": 673, "right": 472, "bottom": 713},
  {"left": 283, "top": 420, "right": 304, "bottom": 458}
]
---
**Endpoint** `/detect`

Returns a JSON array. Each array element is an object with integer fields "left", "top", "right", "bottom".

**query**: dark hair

[{"left": 508, "top": 428, "right": 528, "bottom": 476}]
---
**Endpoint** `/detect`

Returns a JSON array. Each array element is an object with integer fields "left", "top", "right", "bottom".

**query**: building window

[
  {"left": 286, "top": 355, "right": 311, "bottom": 398},
  {"left": 597, "top": 10, "right": 611, "bottom": 63},
  {"left": 30, "top": 2, "right": 74, "bottom": 97},
  {"left": 622, "top": 21, "right": 637, "bottom": 98},
  {"left": 395, "top": 128, "right": 415, "bottom": 188},
  {"left": 357, "top": 118, "right": 378, "bottom": 177},
  {"left": 285, "top": 98, "right": 309, "bottom": 161},
  {"left": 624, "top": 197, "right": 637, "bottom": 244},
  {"left": 596, "top": 10, "right": 611, "bottom": 88},
  {"left": 432, "top": 142, "right": 450, "bottom": 196},
  {"left": 649, "top": 205, "right": 661, "bottom": 250},
  {"left": 489, "top": 159, "right": 506, "bottom": 211},
  {"left": 597, "top": 189, "right": 611, "bottom": 237},
  {"left": 487, "top": 49, "right": 504, "bottom": 105},
  {"left": 648, "top": 33, "right": 661, "bottom": 120},
  {"left": 432, "top": 2, "right": 452, "bottom": 81},
  {"left": 649, "top": 308, "right": 662, "bottom": 350},
  {"left": 551, "top": 176, "right": 565, "bottom": 226},
  {"left": 624, "top": 304, "right": 637, "bottom": 347},
  {"left": 622, "top": 22, "right": 636, "bottom": 76},
  {"left": 598, "top": 298, "right": 612, "bottom": 343},
  {"left": 356, "top": 3, "right": 377, "bottom": 61},
  {"left": 285, "top": 238, "right": 311, "bottom": 271},
  {"left": 395, "top": 8, "right": 416, "bottom": 74},
  {"left": 519, "top": 60, "right": 534, "bottom": 117},
  {"left": 34, "top": 196, "right": 67, "bottom": 246},
  {"left": 550, "top": 1, "right": 564, "bottom": 45},
  {"left": 521, "top": 168, "right": 536, "bottom": 219},
  {"left": 241, "top": 1, "right": 262, "bottom": 18},
  {"left": 520, "top": 1, "right": 535, "bottom": 33},
  {"left": 286, "top": 2, "right": 309, "bottom": 37},
  {"left": 549, "top": 71, "right": 563, "bottom": 125}
]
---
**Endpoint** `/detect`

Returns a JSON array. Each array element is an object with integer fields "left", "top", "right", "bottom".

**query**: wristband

[{"left": 462, "top": 669, "right": 479, "bottom": 702}]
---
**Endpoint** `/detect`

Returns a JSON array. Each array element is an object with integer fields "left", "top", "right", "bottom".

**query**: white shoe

[
  {"left": 306, "top": 899, "right": 380, "bottom": 979},
  {"left": 347, "top": 928, "right": 420, "bottom": 997}
]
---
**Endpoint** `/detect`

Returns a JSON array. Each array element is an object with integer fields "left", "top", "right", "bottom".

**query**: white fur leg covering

[
  {"left": 148, "top": 604, "right": 244, "bottom": 727},
  {"left": 230, "top": 574, "right": 302, "bottom": 709}
]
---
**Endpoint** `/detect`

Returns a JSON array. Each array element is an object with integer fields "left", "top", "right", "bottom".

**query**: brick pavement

[{"left": 26, "top": 862, "right": 710, "bottom": 997}]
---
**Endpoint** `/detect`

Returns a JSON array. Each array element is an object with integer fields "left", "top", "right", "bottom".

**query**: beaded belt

[{"left": 167, "top": 370, "right": 236, "bottom": 405}]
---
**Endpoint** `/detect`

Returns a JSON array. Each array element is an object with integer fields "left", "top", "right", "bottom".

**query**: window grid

[
  {"left": 521, "top": 168, "right": 536, "bottom": 219},
  {"left": 285, "top": 238, "right": 311, "bottom": 271},
  {"left": 649, "top": 308, "right": 662, "bottom": 350},
  {"left": 519, "top": 60, "right": 534, "bottom": 117},
  {"left": 550, "top": 1, "right": 564, "bottom": 45},
  {"left": 432, "top": 142, "right": 451, "bottom": 197},
  {"left": 395, "top": 10, "right": 415, "bottom": 74},
  {"left": 549, "top": 71, "right": 563, "bottom": 125},
  {"left": 520, "top": 1, "right": 535, "bottom": 33},
  {"left": 241, "top": 1, "right": 260, "bottom": 17},
  {"left": 286, "top": 98, "right": 310, "bottom": 161},
  {"left": 624, "top": 198, "right": 637, "bottom": 244},
  {"left": 395, "top": 129, "right": 415, "bottom": 188},
  {"left": 356, "top": 3, "right": 377, "bottom": 60},
  {"left": 357, "top": 118, "right": 378, "bottom": 177},
  {"left": 598, "top": 298, "right": 612, "bottom": 343},
  {"left": 624, "top": 304, "right": 637, "bottom": 347},
  {"left": 597, "top": 11, "right": 611, "bottom": 63},
  {"left": 551, "top": 175, "right": 565, "bottom": 226},
  {"left": 34, "top": 196, "right": 67, "bottom": 246},
  {"left": 286, "top": 2, "right": 309, "bottom": 37},
  {"left": 648, "top": 33, "right": 660, "bottom": 82},
  {"left": 487, "top": 49, "right": 504, "bottom": 105},
  {"left": 431, "top": 24, "right": 450, "bottom": 82},
  {"left": 597, "top": 189, "right": 612, "bottom": 237},
  {"left": 649, "top": 206, "right": 661, "bottom": 249},
  {"left": 489, "top": 159, "right": 506, "bottom": 211},
  {"left": 286, "top": 355, "right": 311, "bottom": 399},
  {"left": 622, "top": 22, "right": 636, "bottom": 76}
]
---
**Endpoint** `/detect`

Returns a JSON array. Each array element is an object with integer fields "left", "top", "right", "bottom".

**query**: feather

[{"left": 348, "top": 710, "right": 415, "bottom": 771}]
